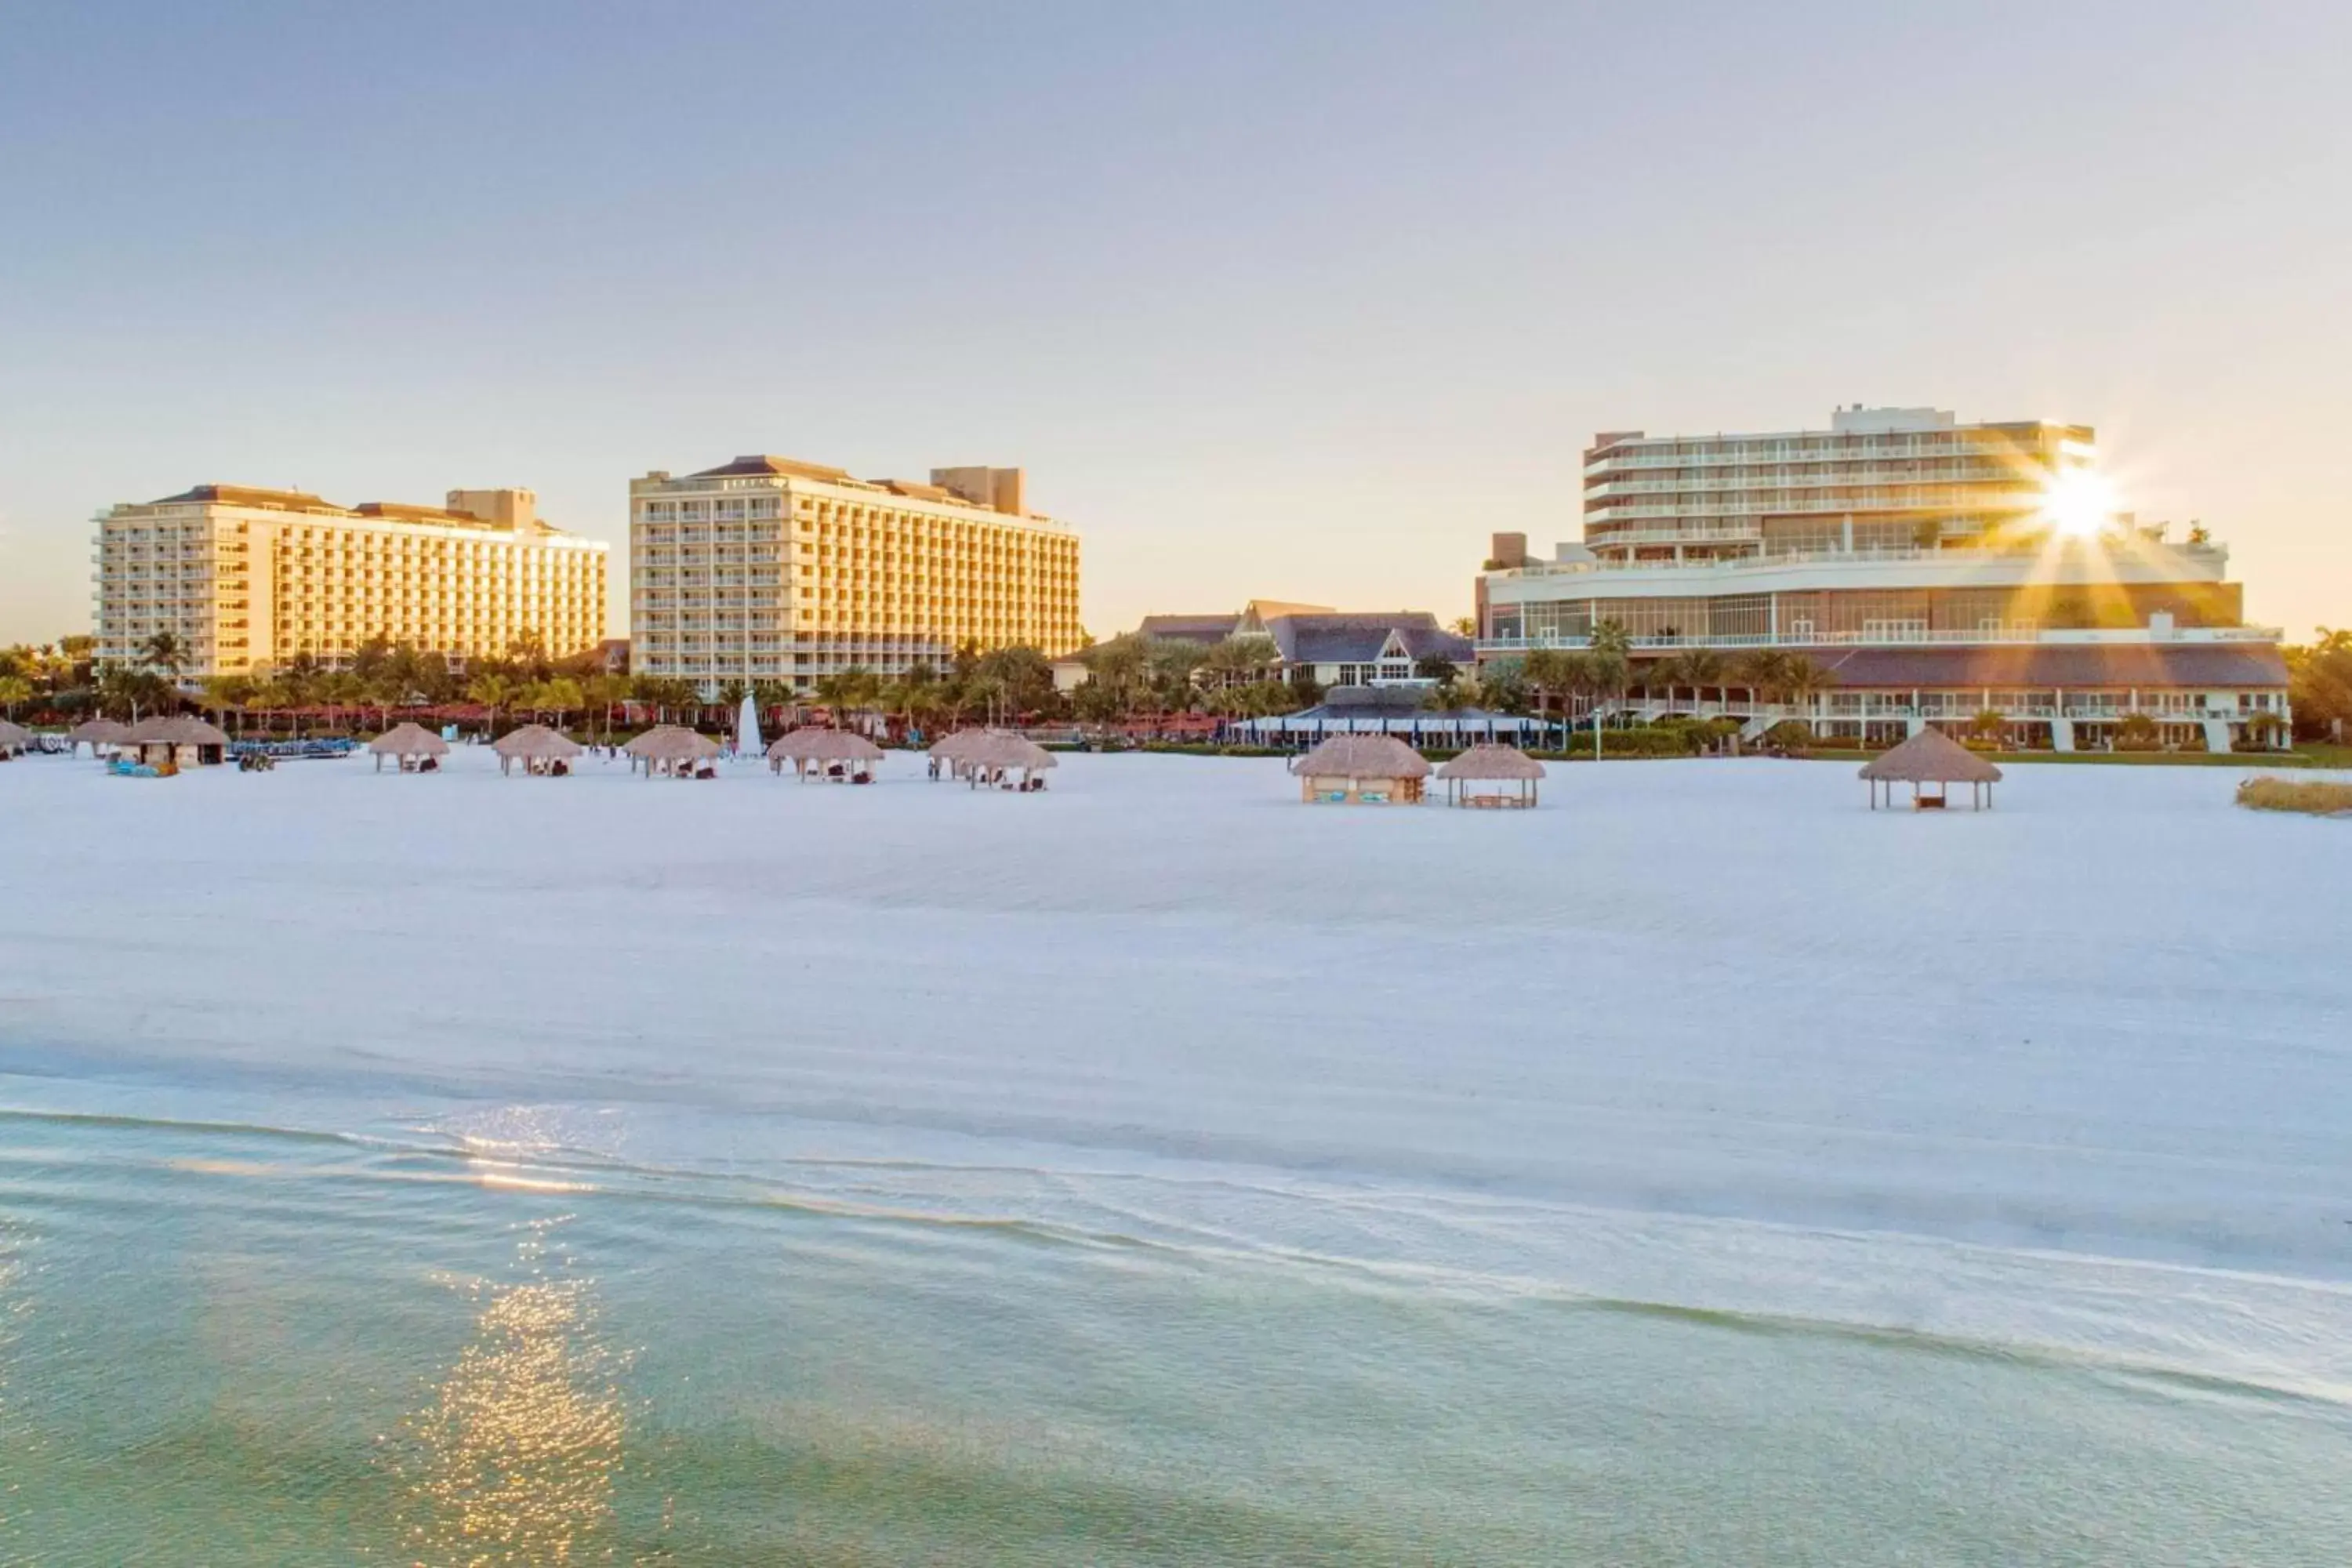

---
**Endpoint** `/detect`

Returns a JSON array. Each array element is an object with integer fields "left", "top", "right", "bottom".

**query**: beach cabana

[
  {"left": 925, "top": 728, "right": 995, "bottom": 781},
  {"left": 492, "top": 724, "right": 584, "bottom": 776},
  {"left": 1291, "top": 735, "right": 1430, "bottom": 805},
  {"left": 964, "top": 732, "right": 1057, "bottom": 792},
  {"left": 0, "top": 720, "right": 31, "bottom": 760},
  {"left": 624, "top": 724, "right": 722, "bottom": 779},
  {"left": 67, "top": 717, "right": 129, "bottom": 760},
  {"left": 122, "top": 715, "right": 230, "bottom": 771},
  {"left": 768, "top": 728, "right": 884, "bottom": 782},
  {"left": 1860, "top": 728, "right": 2002, "bottom": 810},
  {"left": 368, "top": 721, "right": 451, "bottom": 773},
  {"left": 1436, "top": 744, "right": 1545, "bottom": 808}
]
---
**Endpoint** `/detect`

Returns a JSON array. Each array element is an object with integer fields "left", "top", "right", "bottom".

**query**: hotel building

[
  {"left": 629, "top": 456, "right": 1082, "bottom": 691},
  {"left": 1478, "top": 406, "right": 2288, "bottom": 750},
  {"left": 94, "top": 485, "right": 608, "bottom": 678}
]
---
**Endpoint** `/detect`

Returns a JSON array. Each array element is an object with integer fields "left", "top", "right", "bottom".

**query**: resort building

[
  {"left": 1126, "top": 604, "right": 1473, "bottom": 688},
  {"left": 1477, "top": 406, "right": 2289, "bottom": 750},
  {"left": 629, "top": 456, "right": 1083, "bottom": 691},
  {"left": 94, "top": 485, "right": 608, "bottom": 679}
]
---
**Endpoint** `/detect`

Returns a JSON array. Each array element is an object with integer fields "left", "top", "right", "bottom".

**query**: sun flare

[{"left": 2040, "top": 468, "right": 2119, "bottom": 538}]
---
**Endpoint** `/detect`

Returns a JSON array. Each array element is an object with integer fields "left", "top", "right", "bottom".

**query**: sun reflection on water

[{"left": 390, "top": 1218, "right": 627, "bottom": 1566}]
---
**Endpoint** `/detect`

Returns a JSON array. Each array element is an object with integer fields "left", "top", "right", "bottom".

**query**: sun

[{"left": 2040, "top": 468, "right": 2119, "bottom": 538}]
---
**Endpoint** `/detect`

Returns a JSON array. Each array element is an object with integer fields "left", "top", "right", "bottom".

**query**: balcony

[{"left": 1475, "top": 623, "right": 2283, "bottom": 655}]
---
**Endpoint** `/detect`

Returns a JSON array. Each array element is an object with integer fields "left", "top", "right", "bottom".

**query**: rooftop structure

[
  {"left": 94, "top": 484, "right": 607, "bottom": 678},
  {"left": 629, "top": 456, "right": 1082, "bottom": 694}
]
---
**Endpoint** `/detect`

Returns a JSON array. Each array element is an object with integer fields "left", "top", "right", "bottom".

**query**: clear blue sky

[{"left": 3, "top": 1, "right": 2348, "bottom": 644}]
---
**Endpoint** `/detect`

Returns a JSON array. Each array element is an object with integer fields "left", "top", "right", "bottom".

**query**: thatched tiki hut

[
  {"left": 67, "top": 717, "right": 130, "bottom": 760},
  {"left": 492, "top": 724, "right": 584, "bottom": 776},
  {"left": 768, "top": 728, "right": 885, "bottom": 782},
  {"left": 122, "top": 715, "right": 230, "bottom": 771},
  {"left": 1292, "top": 735, "right": 1430, "bottom": 804},
  {"left": 964, "top": 732, "right": 1057, "bottom": 792},
  {"left": 368, "top": 721, "right": 452, "bottom": 773},
  {"left": 623, "top": 724, "right": 722, "bottom": 779},
  {"left": 1860, "top": 727, "right": 2003, "bottom": 810},
  {"left": 925, "top": 728, "right": 994, "bottom": 781},
  {"left": 0, "top": 720, "right": 31, "bottom": 760},
  {"left": 1436, "top": 744, "right": 1546, "bottom": 808}
]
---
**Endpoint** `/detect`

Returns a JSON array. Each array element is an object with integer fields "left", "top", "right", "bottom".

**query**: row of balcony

[
  {"left": 1586, "top": 438, "right": 2061, "bottom": 471},
  {"left": 1586, "top": 465, "right": 2029, "bottom": 497},
  {"left": 1477, "top": 623, "right": 2281, "bottom": 653}
]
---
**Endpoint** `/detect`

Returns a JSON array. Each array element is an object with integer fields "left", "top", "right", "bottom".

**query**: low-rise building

[{"left": 1122, "top": 602, "right": 1472, "bottom": 688}]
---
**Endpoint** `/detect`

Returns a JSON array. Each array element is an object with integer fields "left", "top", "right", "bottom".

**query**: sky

[{"left": 2, "top": 1, "right": 2348, "bottom": 645}]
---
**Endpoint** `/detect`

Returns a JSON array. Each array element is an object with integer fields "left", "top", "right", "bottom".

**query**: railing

[
  {"left": 1496, "top": 541, "right": 2228, "bottom": 577},
  {"left": 1477, "top": 624, "right": 2283, "bottom": 655}
]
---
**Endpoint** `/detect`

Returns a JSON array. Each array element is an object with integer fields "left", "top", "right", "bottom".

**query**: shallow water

[{"left": 3, "top": 751, "right": 2350, "bottom": 1563}]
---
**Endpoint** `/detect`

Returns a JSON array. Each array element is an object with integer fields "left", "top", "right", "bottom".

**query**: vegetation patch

[{"left": 2234, "top": 777, "right": 2352, "bottom": 815}]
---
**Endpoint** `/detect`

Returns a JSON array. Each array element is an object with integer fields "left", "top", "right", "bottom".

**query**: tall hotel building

[
  {"left": 629, "top": 456, "right": 1082, "bottom": 691},
  {"left": 94, "top": 485, "right": 608, "bottom": 678},
  {"left": 1477, "top": 406, "right": 2288, "bottom": 750}
]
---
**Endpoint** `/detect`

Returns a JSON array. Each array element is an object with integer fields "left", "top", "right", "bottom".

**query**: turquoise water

[{"left": 4, "top": 1083, "right": 2348, "bottom": 1566}]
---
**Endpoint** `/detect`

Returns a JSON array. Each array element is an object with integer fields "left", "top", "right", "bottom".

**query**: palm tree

[
  {"left": 524, "top": 677, "right": 585, "bottom": 731},
  {"left": 1734, "top": 648, "right": 1788, "bottom": 712},
  {"left": 1678, "top": 648, "right": 1728, "bottom": 713},
  {"left": 1778, "top": 653, "right": 1834, "bottom": 738},
  {"left": 140, "top": 630, "right": 189, "bottom": 688},
  {"left": 1519, "top": 649, "right": 1574, "bottom": 746},
  {"left": 200, "top": 674, "right": 254, "bottom": 734},
  {"left": 321, "top": 670, "right": 363, "bottom": 734},
  {"left": 0, "top": 673, "right": 30, "bottom": 721},
  {"left": 467, "top": 670, "right": 518, "bottom": 736},
  {"left": 1638, "top": 653, "right": 1682, "bottom": 713},
  {"left": 579, "top": 673, "right": 628, "bottom": 746},
  {"left": 1584, "top": 621, "right": 1632, "bottom": 739}
]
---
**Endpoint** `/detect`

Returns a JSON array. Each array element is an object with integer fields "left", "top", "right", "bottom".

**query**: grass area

[{"left": 2236, "top": 777, "right": 2352, "bottom": 815}]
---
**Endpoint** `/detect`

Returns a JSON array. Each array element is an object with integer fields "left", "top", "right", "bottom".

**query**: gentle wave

[{"left": 9, "top": 1096, "right": 2350, "bottom": 1414}]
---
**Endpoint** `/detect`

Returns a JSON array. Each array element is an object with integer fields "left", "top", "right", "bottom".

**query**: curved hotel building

[{"left": 1477, "top": 406, "right": 2288, "bottom": 750}]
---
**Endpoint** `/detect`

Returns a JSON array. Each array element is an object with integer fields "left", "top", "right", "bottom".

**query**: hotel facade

[
  {"left": 1477, "top": 406, "right": 2289, "bottom": 750},
  {"left": 94, "top": 485, "right": 608, "bottom": 679},
  {"left": 629, "top": 456, "right": 1082, "bottom": 691}
]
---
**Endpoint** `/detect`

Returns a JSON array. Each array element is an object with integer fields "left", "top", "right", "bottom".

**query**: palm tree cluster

[
  {"left": 1069, "top": 633, "right": 1305, "bottom": 723},
  {"left": 1497, "top": 633, "right": 1835, "bottom": 732}
]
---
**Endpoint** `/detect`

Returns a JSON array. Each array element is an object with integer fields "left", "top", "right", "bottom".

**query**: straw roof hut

[
  {"left": 122, "top": 714, "right": 231, "bottom": 769},
  {"left": 1291, "top": 734, "right": 1430, "bottom": 805},
  {"left": 0, "top": 719, "right": 31, "bottom": 758},
  {"left": 925, "top": 728, "right": 999, "bottom": 782},
  {"left": 368, "top": 721, "right": 451, "bottom": 772},
  {"left": 1435, "top": 743, "right": 1546, "bottom": 808},
  {"left": 67, "top": 717, "right": 129, "bottom": 758},
  {"left": 768, "top": 728, "right": 884, "bottom": 780},
  {"left": 492, "top": 724, "right": 584, "bottom": 776},
  {"left": 962, "top": 731, "right": 1057, "bottom": 791},
  {"left": 1859, "top": 727, "right": 2003, "bottom": 810},
  {"left": 623, "top": 724, "right": 722, "bottom": 777},
  {"left": 927, "top": 729, "right": 992, "bottom": 760}
]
